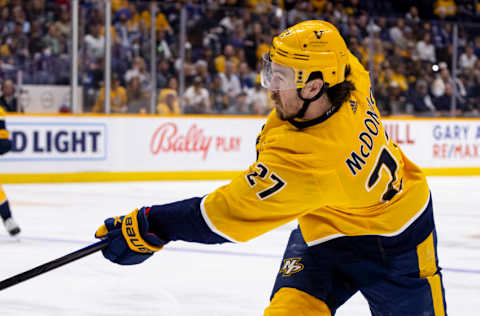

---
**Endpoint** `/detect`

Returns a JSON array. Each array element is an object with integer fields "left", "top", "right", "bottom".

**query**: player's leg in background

[
  {"left": 264, "top": 227, "right": 358, "bottom": 316},
  {"left": 0, "top": 185, "right": 20, "bottom": 236},
  {"left": 360, "top": 228, "right": 446, "bottom": 316}
]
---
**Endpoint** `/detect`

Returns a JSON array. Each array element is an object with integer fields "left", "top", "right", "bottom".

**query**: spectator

[
  {"left": 431, "top": 20, "right": 450, "bottom": 50},
  {"left": 247, "top": 77, "right": 268, "bottom": 115},
  {"left": 219, "top": 10, "right": 238, "bottom": 34},
  {"left": 85, "top": 57, "right": 106, "bottom": 92},
  {"left": 0, "top": 80, "right": 21, "bottom": 113},
  {"left": 225, "top": 91, "right": 250, "bottom": 115},
  {"left": 112, "top": 0, "right": 128, "bottom": 13},
  {"left": 156, "top": 59, "right": 171, "bottom": 90},
  {"left": 0, "top": 37, "right": 21, "bottom": 60},
  {"left": 195, "top": 60, "right": 212, "bottom": 88},
  {"left": 28, "top": 29, "right": 44, "bottom": 56},
  {"left": 84, "top": 23, "right": 105, "bottom": 61},
  {"left": 126, "top": 3, "right": 140, "bottom": 31},
  {"left": 377, "top": 16, "right": 391, "bottom": 43},
  {"left": 9, "top": 6, "right": 30, "bottom": 34},
  {"left": 54, "top": 8, "right": 71, "bottom": 40},
  {"left": 155, "top": 10, "right": 172, "bottom": 33},
  {"left": 12, "top": 22, "right": 28, "bottom": 54},
  {"left": 381, "top": 67, "right": 408, "bottom": 92},
  {"left": 434, "top": 82, "right": 456, "bottom": 114},
  {"left": 288, "top": 2, "right": 310, "bottom": 26},
  {"left": 409, "top": 80, "right": 437, "bottom": 114},
  {"left": 183, "top": 76, "right": 210, "bottom": 114},
  {"left": 431, "top": 62, "right": 450, "bottom": 97},
  {"left": 114, "top": 11, "right": 132, "bottom": 61},
  {"left": 389, "top": 18, "right": 408, "bottom": 49},
  {"left": 158, "top": 77, "right": 178, "bottom": 108},
  {"left": 27, "top": 0, "right": 47, "bottom": 25},
  {"left": 157, "top": 90, "right": 180, "bottom": 115},
  {"left": 388, "top": 83, "right": 408, "bottom": 114},
  {"left": 434, "top": 0, "right": 457, "bottom": 17},
  {"left": 43, "top": 23, "right": 63, "bottom": 55},
  {"left": 92, "top": 74, "right": 127, "bottom": 113},
  {"left": 362, "top": 39, "right": 386, "bottom": 68},
  {"left": 238, "top": 62, "right": 254, "bottom": 91},
  {"left": 157, "top": 77, "right": 179, "bottom": 115},
  {"left": 0, "top": 7, "right": 10, "bottom": 39},
  {"left": 459, "top": 45, "right": 477, "bottom": 70},
  {"left": 405, "top": 41, "right": 420, "bottom": 62},
  {"left": 210, "top": 75, "right": 228, "bottom": 113},
  {"left": 416, "top": 33, "right": 436, "bottom": 63},
  {"left": 124, "top": 57, "right": 151, "bottom": 93},
  {"left": 405, "top": 6, "right": 421, "bottom": 26},
  {"left": 214, "top": 44, "right": 239, "bottom": 73},
  {"left": 126, "top": 76, "right": 149, "bottom": 114},
  {"left": 231, "top": 21, "right": 246, "bottom": 49},
  {"left": 218, "top": 60, "right": 241, "bottom": 101},
  {"left": 156, "top": 29, "right": 172, "bottom": 60}
]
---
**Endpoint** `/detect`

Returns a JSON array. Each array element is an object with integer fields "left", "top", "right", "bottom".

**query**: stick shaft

[{"left": 0, "top": 239, "right": 108, "bottom": 291}]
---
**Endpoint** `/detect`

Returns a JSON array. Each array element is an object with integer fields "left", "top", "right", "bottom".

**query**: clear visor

[{"left": 260, "top": 53, "right": 297, "bottom": 91}]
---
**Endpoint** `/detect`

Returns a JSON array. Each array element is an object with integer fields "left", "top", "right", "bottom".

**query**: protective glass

[{"left": 260, "top": 53, "right": 297, "bottom": 91}]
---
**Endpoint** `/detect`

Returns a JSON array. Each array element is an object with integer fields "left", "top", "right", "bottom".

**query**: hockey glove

[
  {"left": 0, "top": 129, "right": 12, "bottom": 155},
  {"left": 95, "top": 207, "right": 166, "bottom": 265}
]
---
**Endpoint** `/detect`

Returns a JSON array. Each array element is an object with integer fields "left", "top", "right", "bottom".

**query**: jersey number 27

[
  {"left": 246, "top": 163, "right": 286, "bottom": 200},
  {"left": 366, "top": 145, "right": 403, "bottom": 202}
]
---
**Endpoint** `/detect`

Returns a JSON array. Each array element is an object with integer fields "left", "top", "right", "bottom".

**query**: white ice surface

[{"left": 0, "top": 177, "right": 479, "bottom": 315}]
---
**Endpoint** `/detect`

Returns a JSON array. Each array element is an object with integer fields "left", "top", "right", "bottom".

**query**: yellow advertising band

[{"left": 122, "top": 209, "right": 163, "bottom": 253}]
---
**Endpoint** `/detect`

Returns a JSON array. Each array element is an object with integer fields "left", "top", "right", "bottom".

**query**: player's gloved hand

[
  {"left": 0, "top": 130, "right": 12, "bottom": 155},
  {"left": 95, "top": 207, "right": 166, "bottom": 265}
]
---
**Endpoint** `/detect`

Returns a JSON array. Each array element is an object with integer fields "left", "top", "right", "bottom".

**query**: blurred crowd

[{"left": 0, "top": 0, "right": 480, "bottom": 116}]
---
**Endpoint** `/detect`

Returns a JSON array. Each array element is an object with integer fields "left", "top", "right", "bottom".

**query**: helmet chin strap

[{"left": 295, "top": 83, "right": 329, "bottom": 118}]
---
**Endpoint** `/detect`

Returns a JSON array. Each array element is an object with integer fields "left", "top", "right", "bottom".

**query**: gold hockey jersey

[{"left": 202, "top": 54, "right": 430, "bottom": 246}]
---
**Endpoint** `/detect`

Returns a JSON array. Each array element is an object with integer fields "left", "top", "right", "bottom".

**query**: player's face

[
  {"left": 271, "top": 88, "right": 302, "bottom": 120},
  {"left": 268, "top": 63, "right": 302, "bottom": 120}
]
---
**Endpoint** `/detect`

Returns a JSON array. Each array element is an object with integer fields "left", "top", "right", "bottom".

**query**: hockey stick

[{"left": 0, "top": 239, "right": 108, "bottom": 291}]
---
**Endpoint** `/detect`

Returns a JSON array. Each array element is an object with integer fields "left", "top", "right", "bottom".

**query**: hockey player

[
  {"left": 0, "top": 107, "right": 20, "bottom": 236},
  {"left": 95, "top": 20, "right": 446, "bottom": 315}
]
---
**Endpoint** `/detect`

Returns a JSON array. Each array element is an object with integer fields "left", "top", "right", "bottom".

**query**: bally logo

[
  {"left": 280, "top": 258, "right": 304, "bottom": 277},
  {"left": 150, "top": 122, "right": 241, "bottom": 160}
]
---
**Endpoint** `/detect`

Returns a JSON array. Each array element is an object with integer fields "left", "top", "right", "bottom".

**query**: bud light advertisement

[{"left": 4, "top": 122, "right": 107, "bottom": 161}]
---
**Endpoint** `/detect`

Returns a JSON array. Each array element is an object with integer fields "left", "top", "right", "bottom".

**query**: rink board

[{"left": 1, "top": 114, "right": 480, "bottom": 183}]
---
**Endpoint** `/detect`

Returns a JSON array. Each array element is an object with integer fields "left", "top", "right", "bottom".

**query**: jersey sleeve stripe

[
  {"left": 307, "top": 233, "right": 345, "bottom": 247},
  {"left": 200, "top": 195, "right": 239, "bottom": 243}
]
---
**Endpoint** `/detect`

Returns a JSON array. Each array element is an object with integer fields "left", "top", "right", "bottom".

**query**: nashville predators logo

[
  {"left": 280, "top": 258, "right": 304, "bottom": 277},
  {"left": 313, "top": 30, "right": 324, "bottom": 39}
]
